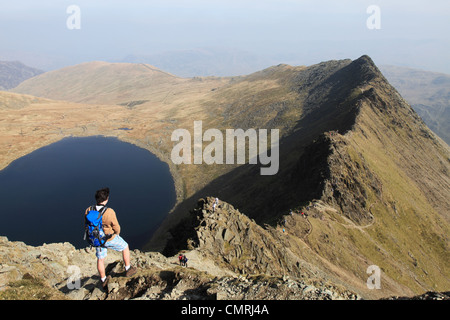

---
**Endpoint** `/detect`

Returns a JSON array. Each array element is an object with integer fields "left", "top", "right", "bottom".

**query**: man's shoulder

[
  {"left": 102, "top": 207, "right": 118, "bottom": 225},
  {"left": 104, "top": 207, "right": 116, "bottom": 216}
]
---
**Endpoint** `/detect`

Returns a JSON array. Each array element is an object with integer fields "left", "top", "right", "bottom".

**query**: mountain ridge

[{"left": 148, "top": 55, "right": 450, "bottom": 297}]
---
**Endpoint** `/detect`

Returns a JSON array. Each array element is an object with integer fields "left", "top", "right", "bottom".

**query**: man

[{"left": 85, "top": 187, "right": 137, "bottom": 288}]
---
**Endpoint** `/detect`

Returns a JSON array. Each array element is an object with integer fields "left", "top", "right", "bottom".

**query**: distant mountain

[
  {"left": 380, "top": 65, "right": 450, "bottom": 145},
  {"left": 121, "top": 48, "right": 275, "bottom": 77},
  {"left": 12, "top": 61, "right": 184, "bottom": 105},
  {"left": 0, "top": 61, "right": 43, "bottom": 90}
]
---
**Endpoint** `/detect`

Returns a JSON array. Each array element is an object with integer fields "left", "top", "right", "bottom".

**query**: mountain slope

[{"left": 0, "top": 61, "right": 43, "bottom": 90}]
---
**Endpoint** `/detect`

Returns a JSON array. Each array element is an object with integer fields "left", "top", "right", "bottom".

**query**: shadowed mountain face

[
  {"left": 0, "top": 61, "right": 43, "bottom": 90},
  {"left": 5, "top": 55, "right": 450, "bottom": 298}
]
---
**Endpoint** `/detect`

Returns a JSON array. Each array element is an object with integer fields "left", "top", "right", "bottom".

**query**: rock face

[
  {"left": 186, "top": 198, "right": 301, "bottom": 277},
  {"left": 291, "top": 132, "right": 382, "bottom": 225}
]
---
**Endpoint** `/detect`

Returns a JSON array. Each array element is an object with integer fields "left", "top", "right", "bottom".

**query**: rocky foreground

[
  {"left": 0, "top": 197, "right": 359, "bottom": 300},
  {"left": 0, "top": 238, "right": 357, "bottom": 301},
  {"left": 0, "top": 197, "right": 447, "bottom": 301}
]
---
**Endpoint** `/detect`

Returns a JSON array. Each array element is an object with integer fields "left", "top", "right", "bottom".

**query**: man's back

[{"left": 85, "top": 206, "right": 120, "bottom": 241}]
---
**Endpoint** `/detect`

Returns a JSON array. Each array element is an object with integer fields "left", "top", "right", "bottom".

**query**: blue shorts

[{"left": 95, "top": 235, "right": 128, "bottom": 260}]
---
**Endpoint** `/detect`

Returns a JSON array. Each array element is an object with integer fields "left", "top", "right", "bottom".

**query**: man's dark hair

[{"left": 95, "top": 187, "right": 110, "bottom": 205}]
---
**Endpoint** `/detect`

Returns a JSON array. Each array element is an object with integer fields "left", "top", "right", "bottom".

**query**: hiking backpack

[{"left": 84, "top": 205, "right": 108, "bottom": 247}]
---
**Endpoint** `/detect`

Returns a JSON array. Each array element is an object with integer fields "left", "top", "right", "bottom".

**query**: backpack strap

[
  {"left": 97, "top": 205, "right": 108, "bottom": 219},
  {"left": 85, "top": 205, "right": 108, "bottom": 219}
]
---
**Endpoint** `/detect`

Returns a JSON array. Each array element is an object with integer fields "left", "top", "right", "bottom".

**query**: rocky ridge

[
  {"left": 0, "top": 197, "right": 360, "bottom": 300},
  {"left": 154, "top": 55, "right": 449, "bottom": 298}
]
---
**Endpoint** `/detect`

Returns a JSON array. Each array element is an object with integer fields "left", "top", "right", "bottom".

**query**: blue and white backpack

[{"left": 84, "top": 205, "right": 108, "bottom": 247}]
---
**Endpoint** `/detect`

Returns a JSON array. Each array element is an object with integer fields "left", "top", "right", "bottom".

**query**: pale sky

[{"left": 0, "top": 0, "right": 449, "bottom": 74}]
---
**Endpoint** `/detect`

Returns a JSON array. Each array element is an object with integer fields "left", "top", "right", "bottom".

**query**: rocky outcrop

[
  {"left": 186, "top": 198, "right": 305, "bottom": 277},
  {"left": 290, "top": 131, "right": 382, "bottom": 226},
  {"left": 163, "top": 197, "right": 369, "bottom": 297},
  {"left": 0, "top": 230, "right": 358, "bottom": 300},
  {"left": 322, "top": 133, "right": 382, "bottom": 225}
]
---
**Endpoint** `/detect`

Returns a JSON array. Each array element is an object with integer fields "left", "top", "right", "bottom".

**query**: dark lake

[{"left": 0, "top": 136, "right": 176, "bottom": 249}]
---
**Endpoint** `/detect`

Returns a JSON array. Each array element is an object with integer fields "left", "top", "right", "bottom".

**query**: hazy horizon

[{"left": 1, "top": 0, "right": 449, "bottom": 75}]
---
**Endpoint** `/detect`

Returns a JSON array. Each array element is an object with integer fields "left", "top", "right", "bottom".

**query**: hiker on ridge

[
  {"left": 85, "top": 187, "right": 137, "bottom": 288},
  {"left": 212, "top": 197, "right": 219, "bottom": 212}
]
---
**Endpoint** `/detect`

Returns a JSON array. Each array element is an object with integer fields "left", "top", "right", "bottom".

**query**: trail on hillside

[{"left": 337, "top": 203, "right": 377, "bottom": 231}]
